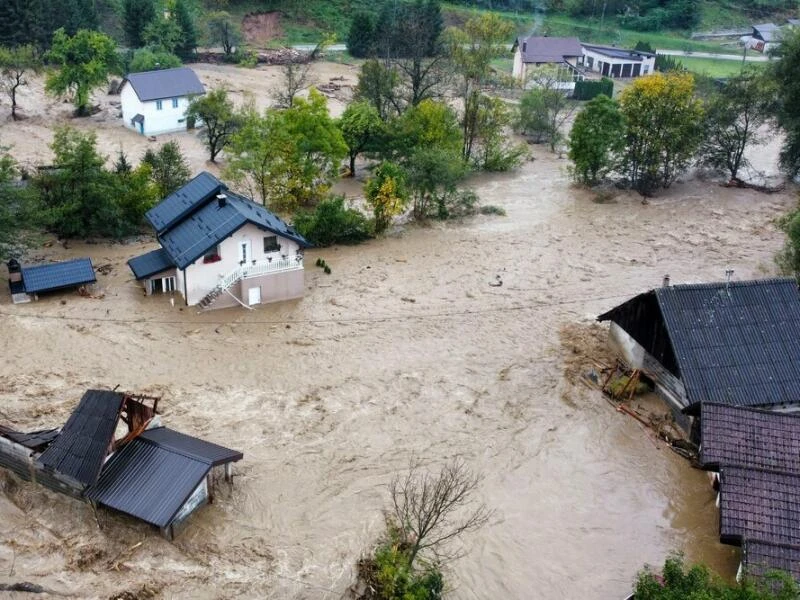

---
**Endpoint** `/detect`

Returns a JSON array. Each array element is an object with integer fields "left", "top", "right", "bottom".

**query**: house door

[
  {"left": 239, "top": 240, "right": 251, "bottom": 264},
  {"left": 248, "top": 286, "right": 261, "bottom": 305},
  {"left": 632, "top": 64, "right": 641, "bottom": 77}
]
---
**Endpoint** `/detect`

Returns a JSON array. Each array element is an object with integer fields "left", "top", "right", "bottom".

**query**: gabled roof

[
  {"left": 123, "top": 67, "right": 205, "bottom": 103},
  {"left": 582, "top": 43, "right": 654, "bottom": 60},
  {"left": 752, "top": 23, "right": 783, "bottom": 42},
  {"left": 127, "top": 248, "right": 175, "bottom": 280},
  {"left": 20, "top": 258, "right": 96, "bottom": 294},
  {"left": 158, "top": 189, "right": 311, "bottom": 270},
  {"left": 516, "top": 36, "right": 583, "bottom": 64},
  {"left": 37, "top": 390, "right": 125, "bottom": 487},
  {"left": 86, "top": 427, "right": 241, "bottom": 528},
  {"left": 145, "top": 171, "right": 226, "bottom": 235},
  {"left": 719, "top": 466, "right": 800, "bottom": 546},
  {"left": 599, "top": 278, "right": 800, "bottom": 410},
  {"left": 742, "top": 540, "right": 800, "bottom": 583},
  {"left": 699, "top": 404, "right": 800, "bottom": 475}
]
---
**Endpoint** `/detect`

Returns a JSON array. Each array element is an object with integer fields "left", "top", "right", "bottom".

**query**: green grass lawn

[{"left": 678, "top": 56, "right": 767, "bottom": 78}]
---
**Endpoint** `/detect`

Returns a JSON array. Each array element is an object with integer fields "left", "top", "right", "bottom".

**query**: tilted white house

[
  {"left": 128, "top": 172, "right": 311, "bottom": 310},
  {"left": 581, "top": 44, "right": 655, "bottom": 78},
  {"left": 512, "top": 36, "right": 585, "bottom": 90},
  {"left": 120, "top": 67, "right": 206, "bottom": 136}
]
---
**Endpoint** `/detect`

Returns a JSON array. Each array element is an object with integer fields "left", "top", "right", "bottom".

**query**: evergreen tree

[
  {"left": 64, "top": 0, "right": 99, "bottom": 34},
  {"left": 123, "top": 0, "right": 156, "bottom": 49},
  {"left": 346, "top": 11, "right": 375, "bottom": 58},
  {"left": 174, "top": 0, "right": 197, "bottom": 60}
]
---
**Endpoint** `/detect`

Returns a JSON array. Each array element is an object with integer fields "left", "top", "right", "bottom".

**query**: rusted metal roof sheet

[
  {"left": 140, "top": 427, "right": 243, "bottom": 466},
  {"left": 37, "top": 390, "right": 125, "bottom": 487},
  {"left": 719, "top": 466, "right": 800, "bottom": 547},
  {"left": 742, "top": 539, "right": 800, "bottom": 583},
  {"left": 700, "top": 404, "right": 800, "bottom": 474}
]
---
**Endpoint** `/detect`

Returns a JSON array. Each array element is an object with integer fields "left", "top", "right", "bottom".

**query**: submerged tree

[
  {"left": 142, "top": 140, "right": 190, "bottom": 197},
  {"left": 339, "top": 100, "right": 384, "bottom": 176},
  {"left": 0, "top": 44, "right": 42, "bottom": 120},
  {"left": 186, "top": 88, "right": 239, "bottom": 162},
  {"left": 568, "top": 94, "right": 625, "bottom": 185},
  {"left": 365, "top": 161, "right": 409, "bottom": 233}
]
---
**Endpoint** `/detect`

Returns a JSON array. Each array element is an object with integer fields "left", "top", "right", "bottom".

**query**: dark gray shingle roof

[
  {"left": 599, "top": 278, "right": 800, "bottom": 410},
  {"left": 127, "top": 248, "right": 175, "bottom": 280},
  {"left": 516, "top": 36, "right": 583, "bottom": 64},
  {"left": 700, "top": 404, "right": 800, "bottom": 474},
  {"left": 123, "top": 67, "right": 205, "bottom": 102},
  {"left": 719, "top": 466, "right": 800, "bottom": 546},
  {"left": 37, "top": 390, "right": 125, "bottom": 487},
  {"left": 145, "top": 171, "right": 226, "bottom": 234},
  {"left": 742, "top": 540, "right": 800, "bottom": 583},
  {"left": 20, "top": 258, "right": 96, "bottom": 294}
]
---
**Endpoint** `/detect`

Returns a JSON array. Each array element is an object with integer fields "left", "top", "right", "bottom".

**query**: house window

[
  {"left": 263, "top": 236, "right": 281, "bottom": 253},
  {"left": 203, "top": 246, "right": 221, "bottom": 263},
  {"left": 643, "top": 66, "right": 650, "bottom": 75},
  {"left": 156, "top": 100, "right": 163, "bottom": 110},
  {"left": 172, "top": 97, "right": 179, "bottom": 108}
]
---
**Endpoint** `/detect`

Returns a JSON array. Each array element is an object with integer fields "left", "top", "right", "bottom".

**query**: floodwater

[{"left": 0, "top": 144, "right": 793, "bottom": 599}]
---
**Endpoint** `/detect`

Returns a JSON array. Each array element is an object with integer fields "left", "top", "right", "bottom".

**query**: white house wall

[
  {"left": 120, "top": 83, "right": 146, "bottom": 132},
  {"left": 120, "top": 84, "right": 197, "bottom": 136},
  {"left": 512, "top": 48, "right": 525, "bottom": 80},
  {"left": 183, "top": 222, "right": 301, "bottom": 306},
  {"left": 582, "top": 48, "right": 655, "bottom": 78}
]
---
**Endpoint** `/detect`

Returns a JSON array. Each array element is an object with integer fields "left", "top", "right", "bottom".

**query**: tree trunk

[{"left": 349, "top": 153, "right": 356, "bottom": 177}]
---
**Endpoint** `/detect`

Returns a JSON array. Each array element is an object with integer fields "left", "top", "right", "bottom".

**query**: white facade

[
  {"left": 512, "top": 47, "right": 582, "bottom": 87},
  {"left": 120, "top": 83, "right": 196, "bottom": 136},
  {"left": 181, "top": 223, "right": 302, "bottom": 307},
  {"left": 581, "top": 46, "right": 655, "bottom": 78}
]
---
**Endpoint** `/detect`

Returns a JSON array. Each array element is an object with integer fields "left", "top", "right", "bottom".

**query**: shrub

[
  {"left": 479, "top": 204, "right": 506, "bottom": 216},
  {"left": 292, "top": 196, "right": 373, "bottom": 247},
  {"left": 573, "top": 78, "right": 614, "bottom": 101}
]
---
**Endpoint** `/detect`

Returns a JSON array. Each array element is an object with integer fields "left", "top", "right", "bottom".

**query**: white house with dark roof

[
  {"left": 128, "top": 172, "right": 311, "bottom": 310},
  {"left": 581, "top": 44, "right": 655, "bottom": 78},
  {"left": 512, "top": 36, "right": 585, "bottom": 89},
  {"left": 120, "top": 67, "right": 206, "bottom": 136}
]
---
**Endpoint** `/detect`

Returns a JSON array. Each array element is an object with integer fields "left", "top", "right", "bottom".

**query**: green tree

[
  {"left": 619, "top": 71, "right": 704, "bottom": 196},
  {"left": 407, "top": 146, "right": 468, "bottom": 219},
  {"left": 0, "top": 145, "right": 42, "bottom": 260},
  {"left": 45, "top": 29, "right": 119, "bottom": 116},
  {"left": 392, "top": 98, "right": 462, "bottom": 162},
  {"left": 204, "top": 11, "right": 241, "bottom": 57},
  {"left": 346, "top": 11, "right": 375, "bottom": 59},
  {"left": 769, "top": 27, "right": 800, "bottom": 177},
  {"left": 338, "top": 100, "right": 384, "bottom": 176},
  {"left": 701, "top": 70, "right": 777, "bottom": 182},
  {"left": 568, "top": 94, "right": 625, "bottom": 185},
  {"left": 365, "top": 161, "right": 409, "bottom": 233},
  {"left": 141, "top": 141, "right": 190, "bottom": 197},
  {"left": 186, "top": 88, "right": 239, "bottom": 162},
  {"left": 143, "top": 15, "right": 183, "bottom": 55},
  {"left": 173, "top": 0, "right": 197, "bottom": 60},
  {"left": 517, "top": 66, "right": 578, "bottom": 152},
  {"left": 128, "top": 47, "right": 182, "bottom": 72},
  {"left": 292, "top": 195, "right": 373, "bottom": 247},
  {"left": 474, "top": 95, "right": 527, "bottom": 171},
  {"left": 446, "top": 13, "right": 514, "bottom": 161},
  {"left": 123, "top": 0, "right": 156, "bottom": 49},
  {"left": 354, "top": 59, "right": 401, "bottom": 121},
  {"left": 0, "top": 45, "right": 42, "bottom": 120}
]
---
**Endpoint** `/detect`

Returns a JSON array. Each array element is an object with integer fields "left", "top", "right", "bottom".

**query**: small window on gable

[
  {"left": 156, "top": 99, "right": 163, "bottom": 110},
  {"left": 264, "top": 236, "right": 281, "bottom": 253},
  {"left": 203, "top": 246, "right": 221, "bottom": 263},
  {"left": 172, "top": 97, "right": 179, "bottom": 108}
]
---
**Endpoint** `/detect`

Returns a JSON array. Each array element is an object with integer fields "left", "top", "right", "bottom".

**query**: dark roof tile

[
  {"left": 20, "top": 258, "right": 96, "bottom": 294},
  {"left": 516, "top": 36, "right": 583, "bottom": 63},
  {"left": 123, "top": 67, "right": 205, "bottom": 102},
  {"left": 127, "top": 248, "right": 176, "bottom": 280},
  {"left": 145, "top": 171, "right": 225, "bottom": 234}
]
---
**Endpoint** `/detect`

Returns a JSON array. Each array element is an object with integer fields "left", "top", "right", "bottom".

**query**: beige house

[
  {"left": 511, "top": 36, "right": 584, "bottom": 90},
  {"left": 128, "top": 172, "right": 310, "bottom": 310}
]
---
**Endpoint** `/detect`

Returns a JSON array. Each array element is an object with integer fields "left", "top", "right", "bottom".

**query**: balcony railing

[{"left": 240, "top": 255, "right": 303, "bottom": 279}]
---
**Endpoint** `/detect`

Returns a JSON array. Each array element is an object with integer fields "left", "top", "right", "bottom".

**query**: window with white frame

[
  {"left": 172, "top": 97, "right": 179, "bottom": 108},
  {"left": 156, "top": 99, "right": 163, "bottom": 110}
]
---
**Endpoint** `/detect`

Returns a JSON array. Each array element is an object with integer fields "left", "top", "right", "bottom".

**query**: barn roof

[
  {"left": 123, "top": 67, "right": 205, "bottom": 102},
  {"left": 37, "top": 390, "right": 125, "bottom": 487},
  {"left": 86, "top": 427, "right": 241, "bottom": 528},
  {"left": 20, "top": 258, "right": 96, "bottom": 294},
  {"left": 516, "top": 36, "right": 583, "bottom": 64},
  {"left": 127, "top": 248, "right": 175, "bottom": 280},
  {"left": 719, "top": 466, "right": 800, "bottom": 547},
  {"left": 700, "top": 404, "right": 800, "bottom": 474},
  {"left": 599, "top": 278, "right": 800, "bottom": 410}
]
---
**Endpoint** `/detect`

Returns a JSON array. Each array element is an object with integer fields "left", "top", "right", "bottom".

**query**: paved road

[{"left": 656, "top": 49, "right": 770, "bottom": 62}]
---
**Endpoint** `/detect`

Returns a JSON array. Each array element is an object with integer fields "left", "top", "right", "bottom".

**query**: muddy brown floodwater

[{"left": 0, "top": 136, "right": 794, "bottom": 598}]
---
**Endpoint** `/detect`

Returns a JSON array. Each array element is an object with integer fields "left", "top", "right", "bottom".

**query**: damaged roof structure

[{"left": 0, "top": 389, "right": 242, "bottom": 539}]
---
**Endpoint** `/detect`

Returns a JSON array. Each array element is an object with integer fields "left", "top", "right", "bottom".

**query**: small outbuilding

[
  {"left": 7, "top": 257, "right": 96, "bottom": 304},
  {"left": 119, "top": 67, "right": 206, "bottom": 136}
]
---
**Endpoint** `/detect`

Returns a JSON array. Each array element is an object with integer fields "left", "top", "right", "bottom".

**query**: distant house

[
  {"left": 743, "top": 22, "right": 784, "bottom": 53},
  {"left": 119, "top": 67, "right": 205, "bottom": 136},
  {"left": 128, "top": 172, "right": 311, "bottom": 310},
  {"left": 512, "top": 36, "right": 585, "bottom": 90},
  {"left": 581, "top": 44, "right": 655, "bottom": 78},
  {"left": 0, "top": 389, "right": 242, "bottom": 539},
  {"left": 597, "top": 278, "right": 800, "bottom": 424}
]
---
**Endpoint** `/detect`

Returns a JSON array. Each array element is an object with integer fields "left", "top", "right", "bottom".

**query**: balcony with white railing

[{"left": 239, "top": 255, "right": 304, "bottom": 279}]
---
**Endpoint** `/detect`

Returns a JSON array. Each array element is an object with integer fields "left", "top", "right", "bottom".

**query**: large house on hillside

[
  {"left": 120, "top": 67, "right": 205, "bottom": 136},
  {"left": 127, "top": 172, "right": 311, "bottom": 310}
]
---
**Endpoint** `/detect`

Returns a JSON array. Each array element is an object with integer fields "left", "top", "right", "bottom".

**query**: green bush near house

[
  {"left": 573, "top": 78, "right": 614, "bottom": 101},
  {"left": 292, "top": 195, "right": 373, "bottom": 247}
]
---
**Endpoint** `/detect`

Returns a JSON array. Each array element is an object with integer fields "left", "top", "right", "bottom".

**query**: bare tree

[
  {"left": 390, "top": 457, "right": 491, "bottom": 567},
  {"left": 273, "top": 61, "right": 312, "bottom": 109}
]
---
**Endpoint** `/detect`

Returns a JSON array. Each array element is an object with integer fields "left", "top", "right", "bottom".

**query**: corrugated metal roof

[
  {"left": 127, "top": 248, "right": 175, "bottom": 280},
  {"left": 37, "top": 390, "right": 125, "bottom": 487},
  {"left": 700, "top": 404, "right": 800, "bottom": 474},
  {"left": 123, "top": 67, "right": 205, "bottom": 102},
  {"left": 516, "top": 36, "right": 583, "bottom": 64},
  {"left": 719, "top": 466, "right": 800, "bottom": 546},
  {"left": 0, "top": 425, "right": 60, "bottom": 451},
  {"left": 140, "top": 427, "right": 243, "bottom": 466},
  {"left": 599, "top": 278, "right": 800, "bottom": 409},
  {"left": 742, "top": 540, "right": 800, "bottom": 583},
  {"left": 86, "top": 437, "right": 211, "bottom": 528},
  {"left": 158, "top": 189, "right": 311, "bottom": 269},
  {"left": 20, "top": 258, "right": 96, "bottom": 294},
  {"left": 145, "top": 171, "right": 226, "bottom": 234}
]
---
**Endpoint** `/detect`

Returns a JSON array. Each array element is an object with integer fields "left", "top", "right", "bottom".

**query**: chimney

[
  {"left": 216, "top": 193, "right": 227, "bottom": 208},
  {"left": 522, "top": 41, "right": 527, "bottom": 52},
  {"left": 662, "top": 274, "right": 670, "bottom": 288}
]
